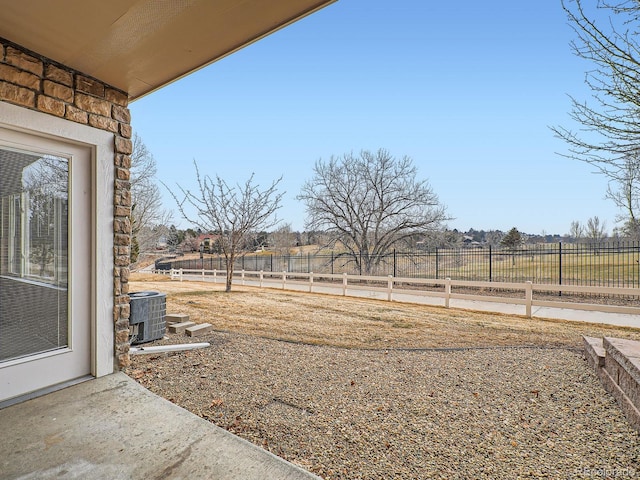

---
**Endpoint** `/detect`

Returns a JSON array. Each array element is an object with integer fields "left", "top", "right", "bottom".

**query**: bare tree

[
  {"left": 297, "top": 149, "right": 448, "bottom": 274},
  {"left": 606, "top": 156, "right": 640, "bottom": 239},
  {"left": 484, "top": 230, "right": 504, "bottom": 247},
  {"left": 130, "top": 132, "right": 172, "bottom": 262},
  {"left": 552, "top": 0, "right": 640, "bottom": 233},
  {"left": 169, "top": 162, "right": 283, "bottom": 292},
  {"left": 586, "top": 215, "right": 608, "bottom": 243},
  {"left": 568, "top": 220, "right": 585, "bottom": 240},
  {"left": 180, "top": 230, "right": 201, "bottom": 252},
  {"left": 269, "top": 223, "right": 298, "bottom": 255}
]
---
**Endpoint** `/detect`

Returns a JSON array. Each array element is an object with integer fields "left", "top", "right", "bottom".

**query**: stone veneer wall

[{"left": 0, "top": 39, "right": 131, "bottom": 368}]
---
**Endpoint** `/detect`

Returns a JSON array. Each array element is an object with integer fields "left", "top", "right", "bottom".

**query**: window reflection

[
  {"left": 1, "top": 148, "right": 69, "bottom": 362},
  {"left": 21, "top": 157, "right": 68, "bottom": 283}
]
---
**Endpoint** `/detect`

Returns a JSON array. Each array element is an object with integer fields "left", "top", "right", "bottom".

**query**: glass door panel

[{"left": 0, "top": 149, "right": 69, "bottom": 362}]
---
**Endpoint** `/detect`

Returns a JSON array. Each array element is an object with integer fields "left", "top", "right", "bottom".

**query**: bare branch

[{"left": 554, "top": 0, "right": 640, "bottom": 234}]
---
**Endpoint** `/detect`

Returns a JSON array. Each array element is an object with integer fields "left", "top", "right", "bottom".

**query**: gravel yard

[{"left": 127, "top": 276, "right": 640, "bottom": 479}]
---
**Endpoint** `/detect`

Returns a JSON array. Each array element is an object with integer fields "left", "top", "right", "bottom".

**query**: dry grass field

[{"left": 129, "top": 272, "right": 640, "bottom": 349}]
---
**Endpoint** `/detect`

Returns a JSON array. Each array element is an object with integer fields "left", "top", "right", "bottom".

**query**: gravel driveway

[{"left": 128, "top": 332, "right": 639, "bottom": 479}]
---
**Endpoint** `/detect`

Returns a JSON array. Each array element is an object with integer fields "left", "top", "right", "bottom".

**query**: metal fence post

[
  {"left": 393, "top": 249, "right": 397, "bottom": 278},
  {"left": 559, "top": 242, "right": 563, "bottom": 296},
  {"left": 637, "top": 240, "right": 640, "bottom": 288},
  {"left": 489, "top": 244, "right": 492, "bottom": 282}
]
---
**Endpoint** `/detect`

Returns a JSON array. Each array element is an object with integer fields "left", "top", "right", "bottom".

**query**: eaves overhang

[{"left": 0, "top": 0, "right": 336, "bottom": 101}]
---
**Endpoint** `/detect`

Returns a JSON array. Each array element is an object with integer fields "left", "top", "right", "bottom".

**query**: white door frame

[{"left": 0, "top": 102, "right": 115, "bottom": 402}]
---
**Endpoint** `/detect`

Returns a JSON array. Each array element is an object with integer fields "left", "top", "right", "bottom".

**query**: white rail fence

[{"left": 160, "top": 268, "right": 640, "bottom": 318}]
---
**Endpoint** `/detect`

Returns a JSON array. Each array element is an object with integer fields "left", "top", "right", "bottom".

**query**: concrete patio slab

[{"left": 0, "top": 373, "right": 321, "bottom": 480}]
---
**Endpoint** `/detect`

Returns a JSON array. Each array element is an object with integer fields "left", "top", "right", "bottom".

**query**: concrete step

[
  {"left": 582, "top": 335, "right": 605, "bottom": 368},
  {"left": 186, "top": 323, "right": 213, "bottom": 337},
  {"left": 603, "top": 337, "right": 640, "bottom": 410},
  {"left": 168, "top": 321, "right": 196, "bottom": 334},
  {"left": 165, "top": 313, "right": 190, "bottom": 325},
  {"left": 584, "top": 336, "right": 640, "bottom": 434},
  {"left": 604, "top": 337, "right": 640, "bottom": 385}
]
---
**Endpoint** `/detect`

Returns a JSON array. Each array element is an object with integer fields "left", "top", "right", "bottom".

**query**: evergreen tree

[
  {"left": 501, "top": 227, "right": 522, "bottom": 266},
  {"left": 500, "top": 227, "right": 523, "bottom": 249}
]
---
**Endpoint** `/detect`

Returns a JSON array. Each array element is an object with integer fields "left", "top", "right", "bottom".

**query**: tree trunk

[
  {"left": 225, "top": 253, "right": 234, "bottom": 292},
  {"left": 225, "top": 268, "right": 233, "bottom": 292}
]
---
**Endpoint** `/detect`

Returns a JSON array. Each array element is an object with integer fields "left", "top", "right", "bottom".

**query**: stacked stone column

[{"left": 0, "top": 39, "right": 132, "bottom": 368}]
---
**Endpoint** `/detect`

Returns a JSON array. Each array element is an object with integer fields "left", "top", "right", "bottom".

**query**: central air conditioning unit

[{"left": 129, "top": 291, "right": 166, "bottom": 344}]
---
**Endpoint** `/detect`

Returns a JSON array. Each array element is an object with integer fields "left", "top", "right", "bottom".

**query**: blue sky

[{"left": 129, "top": 0, "right": 620, "bottom": 236}]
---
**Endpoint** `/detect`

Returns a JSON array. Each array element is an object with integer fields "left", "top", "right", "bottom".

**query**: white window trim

[{"left": 0, "top": 101, "right": 116, "bottom": 377}]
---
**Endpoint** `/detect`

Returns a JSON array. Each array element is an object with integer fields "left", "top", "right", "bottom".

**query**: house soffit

[{"left": 0, "top": 0, "right": 335, "bottom": 101}]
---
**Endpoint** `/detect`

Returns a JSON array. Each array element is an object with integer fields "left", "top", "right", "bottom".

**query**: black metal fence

[{"left": 156, "top": 241, "right": 640, "bottom": 289}]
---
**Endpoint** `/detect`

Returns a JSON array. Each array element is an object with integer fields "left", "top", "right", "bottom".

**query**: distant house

[
  {"left": 194, "top": 233, "right": 220, "bottom": 254},
  {"left": 0, "top": 0, "right": 335, "bottom": 405},
  {"left": 462, "top": 236, "right": 482, "bottom": 248}
]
